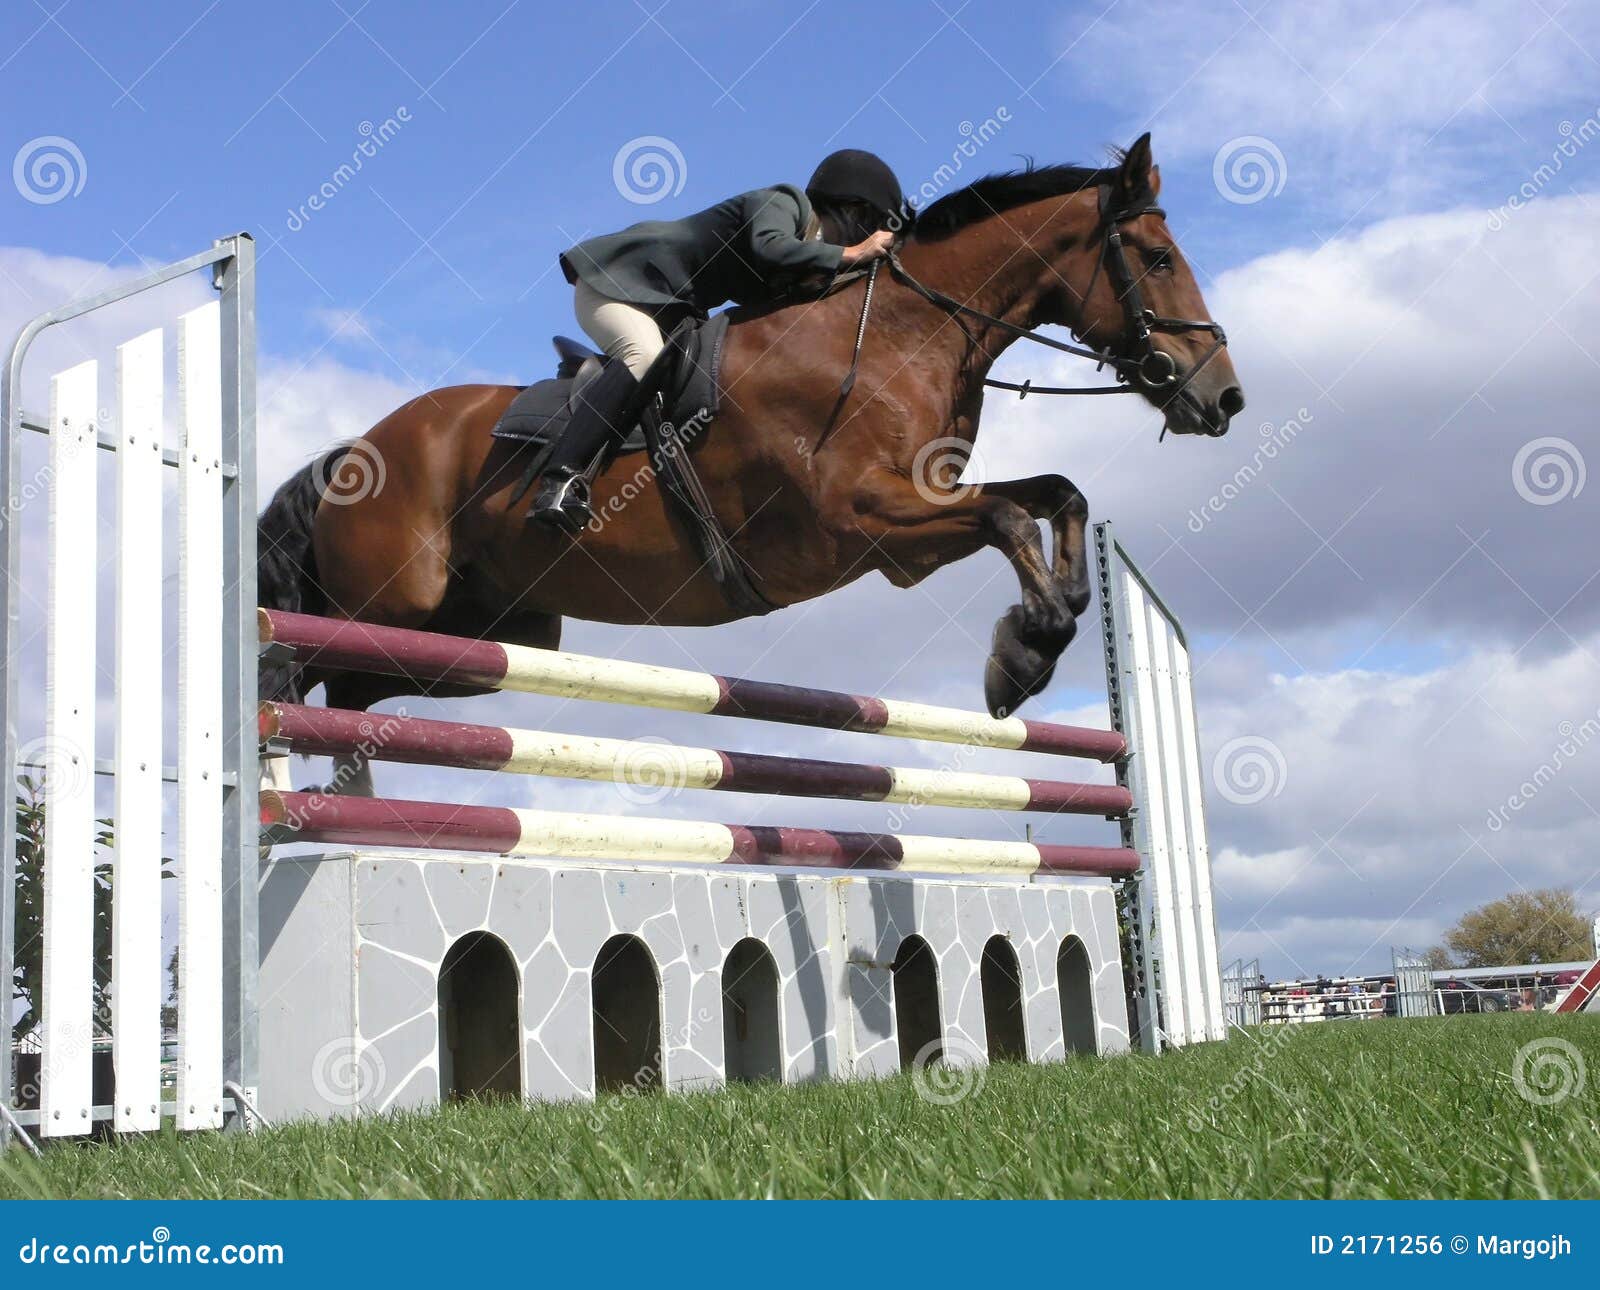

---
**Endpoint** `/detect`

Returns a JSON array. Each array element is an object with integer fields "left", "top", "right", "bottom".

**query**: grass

[{"left": 3, "top": 1013, "right": 1597, "bottom": 1199}]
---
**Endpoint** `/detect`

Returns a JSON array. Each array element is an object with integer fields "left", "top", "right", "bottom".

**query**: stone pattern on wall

[{"left": 258, "top": 851, "right": 1129, "bottom": 1121}]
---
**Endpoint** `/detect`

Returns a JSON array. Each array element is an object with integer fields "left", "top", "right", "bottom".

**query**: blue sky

[
  {"left": 8, "top": 0, "right": 1595, "bottom": 384},
  {"left": 5, "top": 0, "right": 1600, "bottom": 978}
]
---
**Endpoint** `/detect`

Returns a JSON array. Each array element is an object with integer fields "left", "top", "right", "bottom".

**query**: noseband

[
  {"left": 1087, "top": 185, "right": 1228, "bottom": 401},
  {"left": 878, "top": 185, "right": 1228, "bottom": 412}
]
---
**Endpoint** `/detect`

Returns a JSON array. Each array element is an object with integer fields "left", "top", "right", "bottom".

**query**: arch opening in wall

[
  {"left": 592, "top": 934, "right": 662, "bottom": 1094},
  {"left": 1057, "top": 935, "right": 1098, "bottom": 1056},
  {"left": 980, "top": 935, "right": 1027, "bottom": 1062},
  {"left": 438, "top": 932, "right": 522, "bottom": 1101},
  {"left": 721, "top": 938, "right": 782, "bottom": 1083},
  {"left": 892, "top": 935, "right": 942, "bottom": 1071}
]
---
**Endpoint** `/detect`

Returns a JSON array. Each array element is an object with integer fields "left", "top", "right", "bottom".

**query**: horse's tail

[{"left": 256, "top": 445, "right": 353, "bottom": 702}]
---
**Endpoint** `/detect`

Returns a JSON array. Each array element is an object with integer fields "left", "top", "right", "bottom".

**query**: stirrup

[{"left": 531, "top": 469, "right": 592, "bottom": 533}]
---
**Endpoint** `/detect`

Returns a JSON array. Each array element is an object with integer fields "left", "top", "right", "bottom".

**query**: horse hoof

[{"left": 983, "top": 603, "right": 1075, "bottom": 718}]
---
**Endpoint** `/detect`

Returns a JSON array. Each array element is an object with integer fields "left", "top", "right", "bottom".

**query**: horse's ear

[
  {"left": 1149, "top": 163, "right": 1161, "bottom": 197},
  {"left": 1117, "top": 132, "right": 1154, "bottom": 204}
]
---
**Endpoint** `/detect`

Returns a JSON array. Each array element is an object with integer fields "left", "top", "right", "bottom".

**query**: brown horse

[{"left": 258, "top": 134, "right": 1242, "bottom": 790}]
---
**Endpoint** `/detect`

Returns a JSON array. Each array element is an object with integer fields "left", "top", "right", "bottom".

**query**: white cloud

[
  {"left": 1203, "top": 638, "right": 1600, "bottom": 974},
  {"left": 257, "top": 354, "right": 415, "bottom": 489},
  {"left": 1060, "top": 0, "right": 1600, "bottom": 211}
]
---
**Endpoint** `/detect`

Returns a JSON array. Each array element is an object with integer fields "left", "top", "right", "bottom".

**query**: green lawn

[{"left": 3, "top": 1013, "right": 1597, "bottom": 1199}]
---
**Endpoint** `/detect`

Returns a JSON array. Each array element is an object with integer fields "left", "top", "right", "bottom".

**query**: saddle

[
  {"left": 491, "top": 313, "right": 729, "bottom": 457},
  {"left": 491, "top": 313, "right": 773, "bottom": 616}
]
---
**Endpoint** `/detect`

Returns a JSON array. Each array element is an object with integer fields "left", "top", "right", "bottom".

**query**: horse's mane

[{"left": 912, "top": 159, "right": 1143, "bottom": 242}]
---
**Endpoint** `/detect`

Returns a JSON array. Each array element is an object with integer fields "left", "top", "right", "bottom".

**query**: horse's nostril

[{"left": 1218, "top": 385, "right": 1245, "bottom": 417}]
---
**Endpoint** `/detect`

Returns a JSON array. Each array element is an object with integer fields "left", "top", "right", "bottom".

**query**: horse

[{"left": 258, "top": 134, "right": 1243, "bottom": 794}]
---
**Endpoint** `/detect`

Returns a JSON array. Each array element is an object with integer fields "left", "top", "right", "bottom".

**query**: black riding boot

[{"left": 530, "top": 361, "right": 647, "bottom": 532}]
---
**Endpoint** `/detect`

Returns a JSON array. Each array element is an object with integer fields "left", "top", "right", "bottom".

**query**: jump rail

[
  {"left": 258, "top": 555, "right": 1225, "bottom": 1055},
  {"left": 260, "top": 790, "right": 1141, "bottom": 876},
  {"left": 259, "top": 701, "right": 1133, "bottom": 816},
  {"left": 259, "top": 609, "right": 1127, "bottom": 762}
]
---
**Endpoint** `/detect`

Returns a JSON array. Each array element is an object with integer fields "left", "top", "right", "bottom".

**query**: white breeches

[{"left": 573, "top": 280, "right": 667, "bottom": 379}]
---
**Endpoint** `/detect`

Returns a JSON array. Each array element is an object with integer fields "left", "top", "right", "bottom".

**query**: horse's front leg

[
  {"left": 849, "top": 474, "right": 1078, "bottom": 717},
  {"left": 980, "top": 474, "right": 1091, "bottom": 616}
]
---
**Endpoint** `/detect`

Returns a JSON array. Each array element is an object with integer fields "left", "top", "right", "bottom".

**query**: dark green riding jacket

[{"left": 560, "top": 184, "right": 844, "bottom": 316}]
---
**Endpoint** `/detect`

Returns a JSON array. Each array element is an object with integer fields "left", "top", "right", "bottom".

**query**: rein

[
  {"left": 835, "top": 186, "right": 1228, "bottom": 423},
  {"left": 886, "top": 253, "right": 1135, "bottom": 394}
]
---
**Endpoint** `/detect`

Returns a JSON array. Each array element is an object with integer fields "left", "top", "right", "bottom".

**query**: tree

[
  {"left": 11, "top": 776, "right": 172, "bottom": 1047},
  {"left": 1421, "top": 945, "right": 1454, "bottom": 970},
  {"left": 1444, "top": 889, "right": 1593, "bottom": 967},
  {"left": 11, "top": 776, "right": 115, "bottom": 1046}
]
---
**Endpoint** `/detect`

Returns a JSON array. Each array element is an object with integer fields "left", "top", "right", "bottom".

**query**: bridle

[{"left": 862, "top": 184, "right": 1229, "bottom": 421}]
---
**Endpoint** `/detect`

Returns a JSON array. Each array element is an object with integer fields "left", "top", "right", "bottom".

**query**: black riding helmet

[{"left": 806, "top": 149, "right": 906, "bottom": 224}]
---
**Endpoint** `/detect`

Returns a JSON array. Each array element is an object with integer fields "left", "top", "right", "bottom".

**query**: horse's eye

[{"left": 1145, "top": 246, "right": 1174, "bottom": 274}]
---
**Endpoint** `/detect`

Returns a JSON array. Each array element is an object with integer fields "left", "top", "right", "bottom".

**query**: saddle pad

[{"left": 491, "top": 312, "right": 730, "bottom": 452}]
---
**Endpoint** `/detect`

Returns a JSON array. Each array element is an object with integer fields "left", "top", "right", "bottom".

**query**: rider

[{"left": 531, "top": 149, "right": 905, "bottom": 529}]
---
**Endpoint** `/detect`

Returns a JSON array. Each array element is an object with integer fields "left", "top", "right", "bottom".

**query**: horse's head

[{"left": 1060, "top": 134, "right": 1244, "bottom": 436}]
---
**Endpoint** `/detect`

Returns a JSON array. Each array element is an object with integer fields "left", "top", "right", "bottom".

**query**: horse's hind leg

[
  {"left": 319, "top": 676, "right": 380, "bottom": 796},
  {"left": 309, "top": 479, "right": 460, "bottom": 795}
]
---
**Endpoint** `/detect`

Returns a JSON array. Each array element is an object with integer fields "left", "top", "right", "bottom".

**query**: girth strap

[{"left": 646, "top": 323, "right": 777, "bottom": 618}]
